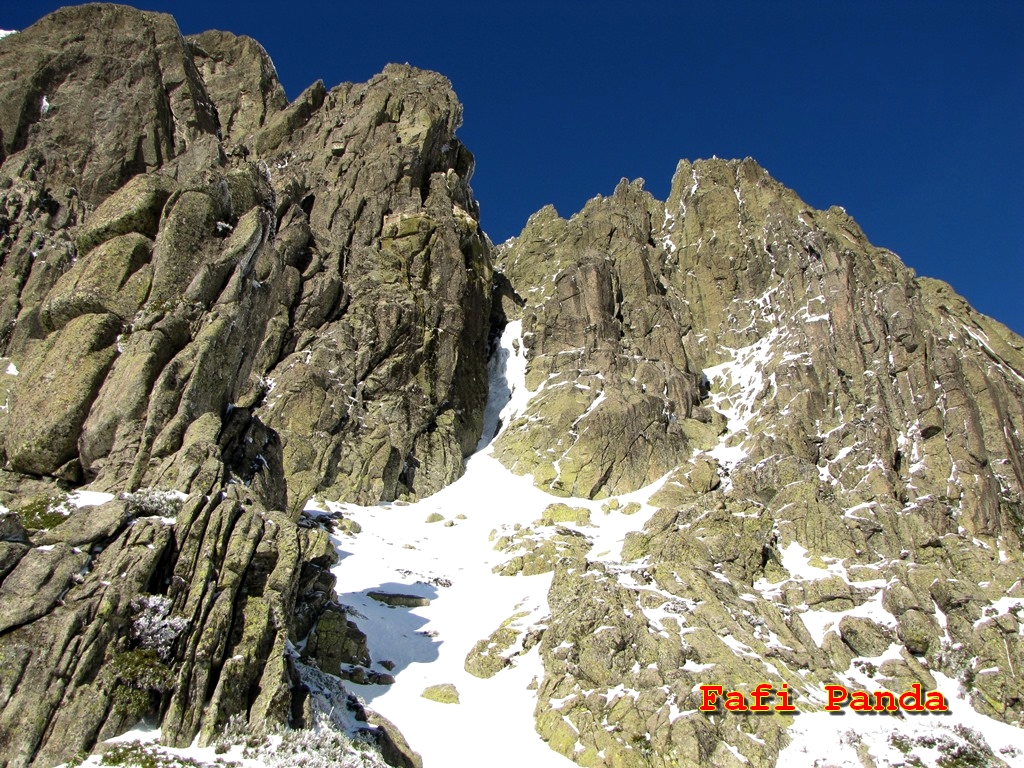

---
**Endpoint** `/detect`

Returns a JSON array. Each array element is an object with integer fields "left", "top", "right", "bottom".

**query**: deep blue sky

[{"left": 5, "top": 2, "right": 1022, "bottom": 334}]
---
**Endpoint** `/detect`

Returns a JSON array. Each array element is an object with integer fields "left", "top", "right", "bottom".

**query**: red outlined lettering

[
  {"left": 825, "top": 685, "right": 849, "bottom": 711},
  {"left": 699, "top": 685, "right": 724, "bottom": 712}
]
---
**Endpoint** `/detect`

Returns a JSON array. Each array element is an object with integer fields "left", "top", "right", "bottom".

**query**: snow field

[{"left": 318, "top": 321, "right": 666, "bottom": 767}]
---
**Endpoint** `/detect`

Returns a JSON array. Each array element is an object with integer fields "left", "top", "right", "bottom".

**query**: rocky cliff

[
  {"left": 0, "top": 5, "right": 1022, "bottom": 768},
  {"left": 494, "top": 162, "right": 1024, "bottom": 766},
  {"left": 0, "top": 5, "right": 487, "bottom": 766}
]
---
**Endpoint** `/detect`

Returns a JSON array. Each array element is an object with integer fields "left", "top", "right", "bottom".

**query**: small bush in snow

[
  {"left": 244, "top": 712, "right": 388, "bottom": 768},
  {"left": 96, "top": 740, "right": 239, "bottom": 767},
  {"left": 120, "top": 488, "right": 184, "bottom": 519},
  {"left": 212, "top": 713, "right": 261, "bottom": 754},
  {"left": 130, "top": 594, "right": 189, "bottom": 661},
  {"left": 936, "top": 640, "right": 975, "bottom": 691}
]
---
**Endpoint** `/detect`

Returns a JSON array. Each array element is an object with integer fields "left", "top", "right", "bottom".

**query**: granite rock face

[
  {"left": 0, "top": 5, "right": 486, "bottom": 767},
  {"left": 497, "top": 159, "right": 1024, "bottom": 766},
  {"left": 493, "top": 182, "right": 709, "bottom": 498}
]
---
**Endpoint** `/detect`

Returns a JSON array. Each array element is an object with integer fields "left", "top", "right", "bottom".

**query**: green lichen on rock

[
  {"left": 464, "top": 627, "right": 518, "bottom": 679},
  {"left": 43, "top": 233, "right": 154, "bottom": 332},
  {"left": 13, "top": 492, "right": 70, "bottom": 531},
  {"left": 0, "top": 8, "right": 484, "bottom": 767},
  {"left": 76, "top": 174, "right": 177, "bottom": 257},
  {"left": 465, "top": 610, "right": 543, "bottom": 679},
  {"left": 490, "top": 179, "right": 714, "bottom": 500},
  {"left": 648, "top": 459, "right": 721, "bottom": 508},
  {"left": 421, "top": 683, "right": 459, "bottom": 704},
  {"left": 492, "top": 525, "right": 590, "bottom": 576},
  {"left": 504, "top": 157, "right": 1024, "bottom": 766},
  {"left": 540, "top": 502, "right": 591, "bottom": 526},
  {"left": 5, "top": 312, "right": 120, "bottom": 477},
  {"left": 304, "top": 607, "right": 370, "bottom": 671},
  {"left": 108, "top": 649, "right": 176, "bottom": 722}
]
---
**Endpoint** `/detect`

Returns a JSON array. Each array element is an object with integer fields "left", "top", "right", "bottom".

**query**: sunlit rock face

[
  {"left": 0, "top": 5, "right": 1022, "bottom": 768},
  {"left": 494, "top": 158, "right": 1024, "bottom": 765}
]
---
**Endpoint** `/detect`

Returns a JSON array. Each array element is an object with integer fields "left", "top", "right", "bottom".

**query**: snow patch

[
  {"left": 779, "top": 671, "right": 1024, "bottom": 768},
  {"left": 799, "top": 591, "right": 897, "bottom": 648},
  {"left": 68, "top": 490, "right": 116, "bottom": 508}
]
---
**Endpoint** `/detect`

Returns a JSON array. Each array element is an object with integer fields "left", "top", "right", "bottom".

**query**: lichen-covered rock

[
  {"left": 187, "top": 30, "right": 288, "bottom": 145},
  {"left": 540, "top": 502, "right": 591, "bottom": 526},
  {"left": 250, "top": 64, "right": 492, "bottom": 510},
  {"left": 2, "top": 4, "right": 1023, "bottom": 768},
  {"left": 516, "top": 157, "right": 1024, "bottom": 765},
  {"left": 838, "top": 616, "right": 894, "bottom": 658},
  {"left": 74, "top": 174, "right": 177, "bottom": 257},
  {"left": 42, "top": 233, "right": 154, "bottom": 331},
  {"left": 492, "top": 180, "right": 707, "bottom": 498},
  {"left": 0, "top": 7, "right": 482, "bottom": 765},
  {"left": 5, "top": 312, "right": 120, "bottom": 478},
  {"left": 464, "top": 611, "right": 542, "bottom": 679},
  {"left": 303, "top": 606, "right": 371, "bottom": 673},
  {"left": 0, "top": 7, "right": 491, "bottom": 514},
  {"left": 33, "top": 499, "right": 132, "bottom": 548},
  {"left": 465, "top": 626, "right": 518, "bottom": 679},
  {"left": 420, "top": 683, "right": 459, "bottom": 704},
  {"left": 0, "top": 5, "right": 218, "bottom": 203},
  {"left": 492, "top": 524, "right": 590, "bottom": 576}
]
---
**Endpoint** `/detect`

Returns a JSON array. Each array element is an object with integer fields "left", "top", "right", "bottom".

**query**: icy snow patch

[
  {"left": 68, "top": 490, "right": 116, "bottom": 508},
  {"left": 700, "top": 330, "right": 779, "bottom": 477},
  {"left": 324, "top": 453, "right": 577, "bottom": 767},
  {"left": 974, "top": 596, "right": 1024, "bottom": 630},
  {"left": 799, "top": 591, "right": 897, "bottom": 648},
  {"left": 477, "top": 319, "right": 536, "bottom": 450}
]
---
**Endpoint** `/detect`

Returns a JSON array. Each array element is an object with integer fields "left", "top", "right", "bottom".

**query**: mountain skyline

[{"left": 3, "top": 1, "right": 1022, "bottom": 335}]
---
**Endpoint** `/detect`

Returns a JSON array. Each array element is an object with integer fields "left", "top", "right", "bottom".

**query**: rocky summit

[{"left": 0, "top": 5, "right": 1022, "bottom": 768}]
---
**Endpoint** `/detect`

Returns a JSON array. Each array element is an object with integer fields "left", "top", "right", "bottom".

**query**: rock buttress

[
  {"left": 499, "top": 158, "right": 1024, "bottom": 766},
  {"left": 0, "top": 5, "right": 490, "bottom": 766}
]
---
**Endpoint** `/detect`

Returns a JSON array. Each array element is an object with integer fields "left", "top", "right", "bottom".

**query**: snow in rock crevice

[{"left": 313, "top": 319, "right": 672, "bottom": 767}]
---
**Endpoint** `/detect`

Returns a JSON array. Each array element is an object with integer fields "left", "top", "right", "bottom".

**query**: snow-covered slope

[
  {"left": 320, "top": 315, "right": 1024, "bottom": 768},
  {"left": 315, "top": 322, "right": 668, "bottom": 767}
]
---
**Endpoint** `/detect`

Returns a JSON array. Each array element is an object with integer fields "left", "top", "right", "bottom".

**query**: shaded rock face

[
  {"left": 0, "top": 5, "right": 489, "bottom": 767},
  {"left": 500, "top": 159, "right": 1024, "bottom": 765},
  {"left": 249, "top": 65, "right": 491, "bottom": 508},
  {"left": 0, "top": 7, "right": 489, "bottom": 513},
  {"left": 0, "top": 4, "right": 219, "bottom": 204}
]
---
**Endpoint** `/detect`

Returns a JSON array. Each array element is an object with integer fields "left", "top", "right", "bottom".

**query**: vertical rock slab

[
  {"left": 251, "top": 64, "right": 492, "bottom": 509},
  {"left": 492, "top": 179, "right": 708, "bottom": 498},
  {"left": 5, "top": 312, "right": 120, "bottom": 477}
]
